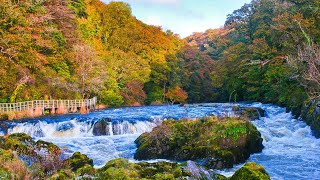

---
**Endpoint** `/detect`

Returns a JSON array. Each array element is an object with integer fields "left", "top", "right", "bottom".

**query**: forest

[
  {"left": 0, "top": 0, "right": 319, "bottom": 112},
  {"left": 0, "top": 0, "right": 320, "bottom": 179}
]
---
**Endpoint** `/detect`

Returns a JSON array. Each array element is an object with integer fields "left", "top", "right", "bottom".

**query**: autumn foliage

[
  {"left": 165, "top": 86, "right": 188, "bottom": 104},
  {"left": 0, "top": 0, "right": 319, "bottom": 110}
]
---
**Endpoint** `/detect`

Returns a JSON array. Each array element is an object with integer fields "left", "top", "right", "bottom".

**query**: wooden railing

[{"left": 0, "top": 97, "right": 97, "bottom": 113}]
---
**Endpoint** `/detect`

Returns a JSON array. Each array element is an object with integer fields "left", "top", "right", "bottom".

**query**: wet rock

[
  {"left": 134, "top": 117, "right": 263, "bottom": 169},
  {"left": 97, "top": 158, "right": 191, "bottom": 179},
  {"left": 185, "top": 160, "right": 227, "bottom": 180},
  {"left": 92, "top": 118, "right": 111, "bottom": 136},
  {"left": 229, "top": 162, "right": 270, "bottom": 180},
  {"left": 232, "top": 106, "right": 265, "bottom": 121},
  {"left": 286, "top": 105, "right": 302, "bottom": 119},
  {"left": 57, "top": 122, "right": 74, "bottom": 131},
  {"left": 301, "top": 100, "right": 320, "bottom": 138}
]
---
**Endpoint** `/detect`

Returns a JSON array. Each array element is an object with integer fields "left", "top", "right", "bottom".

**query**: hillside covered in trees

[
  {"left": 0, "top": 0, "right": 188, "bottom": 106},
  {"left": 0, "top": 0, "right": 319, "bottom": 114},
  {"left": 187, "top": 0, "right": 319, "bottom": 113}
]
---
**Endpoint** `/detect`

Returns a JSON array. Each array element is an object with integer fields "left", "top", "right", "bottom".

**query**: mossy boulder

[
  {"left": 0, "top": 133, "right": 36, "bottom": 155},
  {"left": 97, "top": 158, "right": 141, "bottom": 179},
  {"left": 97, "top": 158, "right": 191, "bottom": 179},
  {"left": 36, "top": 140, "right": 61, "bottom": 155},
  {"left": 68, "top": 152, "right": 94, "bottom": 172},
  {"left": 136, "top": 161, "right": 190, "bottom": 179},
  {"left": 92, "top": 118, "right": 112, "bottom": 136},
  {"left": 49, "top": 169, "right": 75, "bottom": 180},
  {"left": 0, "top": 133, "right": 63, "bottom": 158},
  {"left": 76, "top": 164, "right": 95, "bottom": 176},
  {"left": 232, "top": 106, "right": 265, "bottom": 121},
  {"left": 185, "top": 160, "right": 227, "bottom": 180},
  {"left": 134, "top": 117, "right": 263, "bottom": 169},
  {"left": 229, "top": 162, "right": 270, "bottom": 180}
]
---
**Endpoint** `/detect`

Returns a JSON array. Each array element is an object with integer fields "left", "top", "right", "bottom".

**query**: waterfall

[
  {"left": 1, "top": 103, "right": 320, "bottom": 178},
  {"left": 215, "top": 103, "right": 320, "bottom": 179},
  {"left": 6, "top": 118, "right": 160, "bottom": 138}
]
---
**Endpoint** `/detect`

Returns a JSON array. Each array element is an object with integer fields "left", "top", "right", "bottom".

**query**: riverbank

[
  {"left": 0, "top": 103, "right": 319, "bottom": 179},
  {"left": 0, "top": 133, "right": 270, "bottom": 179}
]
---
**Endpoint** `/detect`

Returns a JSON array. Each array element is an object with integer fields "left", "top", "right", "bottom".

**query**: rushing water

[{"left": 0, "top": 103, "right": 319, "bottom": 179}]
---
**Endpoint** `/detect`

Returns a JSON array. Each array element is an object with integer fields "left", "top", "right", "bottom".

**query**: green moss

[
  {"left": 48, "top": 169, "right": 75, "bottom": 180},
  {"left": 36, "top": 140, "right": 61, "bottom": 155},
  {"left": 1, "top": 133, "right": 40, "bottom": 156},
  {"left": 216, "top": 123, "right": 247, "bottom": 141},
  {"left": 99, "top": 167, "right": 140, "bottom": 180},
  {"left": 99, "top": 158, "right": 130, "bottom": 171},
  {"left": 153, "top": 173, "right": 175, "bottom": 180},
  {"left": 173, "top": 167, "right": 182, "bottom": 177},
  {"left": 76, "top": 164, "right": 95, "bottom": 176},
  {"left": 4, "top": 137, "right": 31, "bottom": 154},
  {"left": 97, "top": 158, "right": 192, "bottom": 179},
  {"left": 135, "top": 116, "right": 263, "bottom": 169},
  {"left": 229, "top": 162, "right": 270, "bottom": 180},
  {"left": 0, "top": 168, "right": 11, "bottom": 180},
  {"left": 7, "top": 133, "right": 33, "bottom": 142},
  {"left": 68, "top": 152, "right": 93, "bottom": 172},
  {"left": 0, "top": 148, "right": 14, "bottom": 161}
]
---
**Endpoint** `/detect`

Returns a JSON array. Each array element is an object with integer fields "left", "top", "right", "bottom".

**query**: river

[{"left": 0, "top": 103, "right": 319, "bottom": 180}]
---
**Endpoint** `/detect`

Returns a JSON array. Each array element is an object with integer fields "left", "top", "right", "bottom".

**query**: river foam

[{"left": 0, "top": 103, "right": 319, "bottom": 179}]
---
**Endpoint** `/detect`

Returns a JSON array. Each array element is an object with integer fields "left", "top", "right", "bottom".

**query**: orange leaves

[
  {"left": 165, "top": 86, "right": 188, "bottom": 104},
  {"left": 120, "top": 80, "right": 146, "bottom": 106}
]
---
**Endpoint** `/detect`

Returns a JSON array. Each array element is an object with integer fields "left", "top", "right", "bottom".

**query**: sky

[{"left": 102, "top": 0, "right": 252, "bottom": 38}]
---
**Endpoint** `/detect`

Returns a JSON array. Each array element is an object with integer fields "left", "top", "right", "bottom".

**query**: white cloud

[{"left": 144, "top": 16, "right": 162, "bottom": 26}]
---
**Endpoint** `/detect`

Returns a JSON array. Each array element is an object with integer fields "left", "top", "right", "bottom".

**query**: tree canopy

[{"left": 0, "top": 0, "right": 319, "bottom": 110}]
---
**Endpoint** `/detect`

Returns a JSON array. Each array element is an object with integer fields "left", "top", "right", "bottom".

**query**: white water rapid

[{"left": 0, "top": 103, "right": 319, "bottom": 179}]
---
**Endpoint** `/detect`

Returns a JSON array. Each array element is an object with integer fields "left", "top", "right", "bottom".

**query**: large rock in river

[
  {"left": 134, "top": 116, "right": 263, "bottom": 169},
  {"left": 232, "top": 106, "right": 265, "bottom": 121},
  {"left": 92, "top": 118, "right": 112, "bottom": 136}
]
